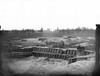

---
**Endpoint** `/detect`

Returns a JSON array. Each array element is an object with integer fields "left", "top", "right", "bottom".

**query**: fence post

[{"left": 95, "top": 25, "right": 100, "bottom": 67}]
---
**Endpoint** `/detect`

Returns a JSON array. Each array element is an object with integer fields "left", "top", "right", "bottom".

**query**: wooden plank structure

[
  {"left": 68, "top": 54, "right": 95, "bottom": 64},
  {"left": 32, "top": 46, "right": 77, "bottom": 60},
  {"left": 9, "top": 46, "right": 33, "bottom": 58},
  {"left": 9, "top": 46, "right": 77, "bottom": 60},
  {"left": 9, "top": 45, "right": 95, "bottom": 63}
]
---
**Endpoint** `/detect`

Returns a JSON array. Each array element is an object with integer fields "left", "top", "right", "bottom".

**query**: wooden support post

[
  {"left": 70, "top": 50, "right": 72, "bottom": 56},
  {"left": 38, "top": 53, "right": 40, "bottom": 57},
  {"left": 41, "top": 53, "right": 42, "bottom": 57},
  {"left": 68, "top": 56, "right": 70, "bottom": 60},
  {"left": 43, "top": 48, "right": 46, "bottom": 53},
  {"left": 52, "top": 49, "right": 54, "bottom": 53},
  {"left": 55, "top": 49, "right": 56, "bottom": 53},
  {"left": 44, "top": 53, "right": 45, "bottom": 57},
  {"left": 58, "top": 49, "right": 60, "bottom": 54},
  {"left": 54, "top": 49, "right": 56, "bottom": 53},
  {"left": 64, "top": 55, "right": 66, "bottom": 60},
  {"left": 35, "top": 52, "right": 37, "bottom": 56},
  {"left": 57, "top": 49, "right": 59, "bottom": 54},
  {"left": 60, "top": 55, "right": 62, "bottom": 59},
  {"left": 67, "top": 50, "right": 69, "bottom": 55},
  {"left": 44, "top": 48, "right": 45, "bottom": 52},
  {"left": 47, "top": 48, "right": 49, "bottom": 52},
  {"left": 73, "top": 50, "right": 75, "bottom": 56},
  {"left": 40, "top": 48, "right": 42, "bottom": 52},
  {"left": 39, "top": 52, "right": 41, "bottom": 56},
  {"left": 70, "top": 50, "right": 71, "bottom": 56},
  {"left": 96, "top": 25, "right": 100, "bottom": 67},
  {"left": 46, "top": 48, "right": 47, "bottom": 52},
  {"left": 49, "top": 48, "right": 50, "bottom": 53},
  {"left": 55, "top": 49, "right": 57, "bottom": 53},
  {"left": 61, "top": 55, "right": 63, "bottom": 59},
  {"left": 38, "top": 48, "right": 40, "bottom": 52},
  {"left": 48, "top": 54, "right": 50, "bottom": 58},
  {"left": 46, "top": 53, "right": 48, "bottom": 57},
  {"left": 56, "top": 49, "right": 58, "bottom": 53},
  {"left": 44, "top": 49, "right": 46, "bottom": 53},
  {"left": 56, "top": 54, "right": 57, "bottom": 59},
  {"left": 71, "top": 50, "right": 73, "bottom": 56},
  {"left": 33, "top": 52, "right": 34, "bottom": 55},
  {"left": 40, "top": 52, "right": 42, "bottom": 57},
  {"left": 43, "top": 48, "right": 45, "bottom": 52},
  {"left": 65, "top": 50, "right": 67, "bottom": 54},
  {"left": 33, "top": 52, "right": 35, "bottom": 56},
  {"left": 56, "top": 54, "right": 58, "bottom": 59},
  {"left": 65, "top": 55, "right": 67, "bottom": 60},
  {"left": 52, "top": 54, "right": 53, "bottom": 58},
  {"left": 37, "top": 53, "right": 38, "bottom": 57},
  {"left": 40, "top": 52, "right": 41, "bottom": 57},
  {"left": 42, "top": 53, "right": 43, "bottom": 57},
  {"left": 41, "top": 48, "right": 42, "bottom": 52},
  {"left": 45, "top": 53, "right": 47, "bottom": 57},
  {"left": 59, "top": 55, "right": 61, "bottom": 59},
  {"left": 44, "top": 53, "right": 46, "bottom": 57},
  {"left": 62, "top": 55, "right": 64, "bottom": 59},
  {"left": 52, "top": 54, "right": 54, "bottom": 58},
  {"left": 54, "top": 54, "right": 56, "bottom": 58},
  {"left": 36, "top": 48, "right": 38, "bottom": 52},
  {"left": 58, "top": 49, "right": 60, "bottom": 53},
  {"left": 51, "top": 49, "right": 52, "bottom": 53},
  {"left": 50, "top": 54, "right": 52, "bottom": 58},
  {"left": 33, "top": 47, "right": 35, "bottom": 51},
  {"left": 38, "top": 52, "right": 40, "bottom": 57},
  {"left": 58, "top": 54, "right": 60, "bottom": 59},
  {"left": 54, "top": 54, "right": 56, "bottom": 59},
  {"left": 44, "top": 48, "right": 45, "bottom": 53},
  {"left": 50, "top": 48, "right": 52, "bottom": 53},
  {"left": 37, "top": 48, "right": 39, "bottom": 52},
  {"left": 47, "top": 54, "right": 49, "bottom": 57}
]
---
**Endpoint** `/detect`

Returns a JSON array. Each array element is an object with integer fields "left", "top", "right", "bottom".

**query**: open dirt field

[
  {"left": 1, "top": 36, "right": 95, "bottom": 76},
  {"left": 3, "top": 55, "right": 95, "bottom": 76}
]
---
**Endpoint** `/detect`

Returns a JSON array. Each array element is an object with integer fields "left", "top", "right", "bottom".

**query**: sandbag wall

[{"left": 32, "top": 46, "right": 77, "bottom": 60}]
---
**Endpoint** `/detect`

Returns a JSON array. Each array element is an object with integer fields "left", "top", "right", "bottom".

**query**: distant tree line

[
  {"left": 43, "top": 27, "right": 95, "bottom": 37},
  {"left": 0, "top": 27, "right": 95, "bottom": 40},
  {"left": 59, "top": 27, "right": 95, "bottom": 37},
  {"left": 0, "top": 28, "right": 44, "bottom": 40}
]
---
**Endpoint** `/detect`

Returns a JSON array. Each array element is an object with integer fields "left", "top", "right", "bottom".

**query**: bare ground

[{"left": 2, "top": 55, "right": 95, "bottom": 76}]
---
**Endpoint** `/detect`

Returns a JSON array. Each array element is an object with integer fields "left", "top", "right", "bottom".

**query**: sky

[{"left": 0, "top": 0, "right": 100, "bottom": 31}]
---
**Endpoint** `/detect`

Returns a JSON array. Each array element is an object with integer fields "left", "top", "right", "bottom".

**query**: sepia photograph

[{"left": 0, "top": 0, "right": 100, "bottom": 76}]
